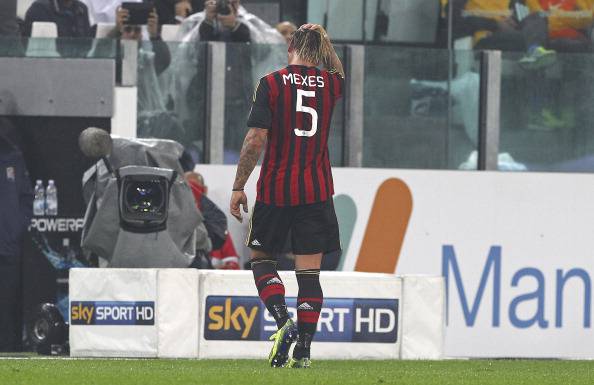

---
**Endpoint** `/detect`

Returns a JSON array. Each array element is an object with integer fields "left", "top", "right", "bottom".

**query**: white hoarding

[
  {"left": 157, "top": 269, "right": 200, "bottom": 358},
  {"left": 69, "top": 268, "right": 159, "bottom": 357},
  {"left": 197, "top": 165, "right": 594, "bottom": 358}
]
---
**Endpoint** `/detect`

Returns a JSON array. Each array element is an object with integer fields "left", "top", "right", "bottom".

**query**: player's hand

[
  {"left": 147, "top": 9, "right": 159, "bottom": 38},
  {"left": 204, "top": 0, "right": 217, "bottom": 21},
  {"left": 300, "top": 23, "right": 326, "bottom": 35},
  {"left": 217, "top": 5, "right": 238, "bottom": 29},
  {"left": 230, "top": 191, "right": 248, "bottom": 223}
]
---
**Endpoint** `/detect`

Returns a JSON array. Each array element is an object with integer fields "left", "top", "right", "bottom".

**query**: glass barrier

[
  {"left": 0, "top": 37, "right": 116, "bottom": 59},
  {"left": 137, "top": 40, "right": 208, "bottom": 163},
  {"left": 223, "top": 43, "right": 346, "bottom": 166},
  {"left": 499, "top": 51, "right": 594, "bottom": 172},
  {"left": 307, "top": 0, "right": 440, "bottom": 45},
  {"left": 363, "top": 46, "right": 479, "bottom": 169}
]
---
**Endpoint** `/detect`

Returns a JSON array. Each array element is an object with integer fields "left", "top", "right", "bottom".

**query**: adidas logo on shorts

[
  {"left": 266, "top": 277, "right": 282, "bottom": 285},
  {"left": 251, "top": 239, "right": 262, "bottom": 246},
  {"left": 297, "top": 302, "right": 314, "bottom": 311}
]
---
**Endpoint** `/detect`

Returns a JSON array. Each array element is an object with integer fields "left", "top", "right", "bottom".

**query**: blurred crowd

[{"left": 446, "top": 0, "right": 594, "bottom": 62}]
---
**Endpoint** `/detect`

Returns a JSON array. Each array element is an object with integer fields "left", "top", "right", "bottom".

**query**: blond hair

[{"left": 289, "top": 26, "right": 333, "bottom": 68}]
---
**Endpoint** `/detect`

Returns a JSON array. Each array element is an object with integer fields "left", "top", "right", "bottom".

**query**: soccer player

[{"left": 229, "top": 23, "right": 344, "bottom": 368}]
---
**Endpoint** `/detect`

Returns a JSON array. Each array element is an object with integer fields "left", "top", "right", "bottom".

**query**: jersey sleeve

[{"left": 247, "top": 78, "right": 272, "bottom": 129}]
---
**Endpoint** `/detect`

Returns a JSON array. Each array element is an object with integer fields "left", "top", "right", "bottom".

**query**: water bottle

[
  {"left": 45, "top": 179, "right": 58, "bottom": 216},
  {"left": 33, "top": 180, "right": 45, "bottom": 216}
]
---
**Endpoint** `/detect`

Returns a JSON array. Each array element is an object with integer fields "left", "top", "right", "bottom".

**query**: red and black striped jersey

[{"left": 247, "top": 64, "right": 344, "bottom": 207}]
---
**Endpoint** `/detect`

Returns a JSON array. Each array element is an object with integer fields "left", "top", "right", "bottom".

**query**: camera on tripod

[{"left": 78, "top": 128, "right": 204, "bottom": 268}]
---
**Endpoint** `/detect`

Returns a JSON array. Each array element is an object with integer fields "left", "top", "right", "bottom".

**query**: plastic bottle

[
  {"left": 33, "top": 180, "right": 45, "bottom": 216},
  {"left": 45, "top": 179, "right": 58, "bottom": 216}
]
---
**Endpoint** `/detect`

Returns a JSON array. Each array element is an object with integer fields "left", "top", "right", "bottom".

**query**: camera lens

[
  {"left": 125, "top": 181, "right": 165, "bottom": 214},
  {"left": 216, "top": 0, "right": 231, "bottom": 15}
]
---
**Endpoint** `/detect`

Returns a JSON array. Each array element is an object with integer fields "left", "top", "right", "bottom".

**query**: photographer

[
  {"left": 114, "top": 6, "right": 171, "bottom": 76},
  {"left": 199, "top": 0, "right": 250, "bottom": 42},
  {"left": 111, "top": 6, "right": 188, "bottom": 144}
]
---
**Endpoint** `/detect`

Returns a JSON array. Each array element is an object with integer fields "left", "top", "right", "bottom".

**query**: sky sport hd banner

[
  {"left": 198, "top": 270, "right": 403, "bottom": 360},
  {"left": 70, "top": 301, "right": 155, "bottom": 326},
  {"left": 69, "top": 269, "right": 159, "bottom": 357},
  {"left": 203, "top": 296, "right": 398, "bottom": 343}
]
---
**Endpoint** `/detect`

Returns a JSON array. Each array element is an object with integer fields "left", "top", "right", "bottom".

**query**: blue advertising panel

[{"left": 204, "top": 296, "right": 398, "bottom": 343}]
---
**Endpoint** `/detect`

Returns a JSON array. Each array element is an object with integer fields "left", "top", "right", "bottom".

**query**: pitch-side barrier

[{"left": 69, "top": 269, "right": 444, "bottom": 359}]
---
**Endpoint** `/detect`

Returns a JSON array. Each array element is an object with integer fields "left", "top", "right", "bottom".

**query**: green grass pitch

[{"left": 0, "top": 358, "right": 593, "bottom": 385}]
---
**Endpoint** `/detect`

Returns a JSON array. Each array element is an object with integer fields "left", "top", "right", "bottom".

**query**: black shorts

[{"left": 246, "top": 199, "right": 340, "bottom": 255}]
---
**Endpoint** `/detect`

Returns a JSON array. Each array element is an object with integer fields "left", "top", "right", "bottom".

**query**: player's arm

[
  {"left": 233, "top": 128, "right": 267, "bottom": 192},
  {"left": 324, "top": 40, "right": 345, "bottom": 79},
  {"left": 300, "top": 23, "right": 345, "bottom": 79},
  {"left": 230, "top": 78, "right": 272, "bottom": 223},
  {"left": 230, "top": 128, "right": 267, "bottom": 222}
]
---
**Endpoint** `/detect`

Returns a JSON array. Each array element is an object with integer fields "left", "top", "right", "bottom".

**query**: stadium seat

[
  {"left": 27, "top": 22, "right": 60, "bottom": 57},
  {"left": 161, "top": 24, "right": 180, "bottom": 42},
  {"left": 95, "top": 23, "right": 116, "bottom": 38},
  {"left": 30, "top": 21, "right": 58, "bottom": 38}
]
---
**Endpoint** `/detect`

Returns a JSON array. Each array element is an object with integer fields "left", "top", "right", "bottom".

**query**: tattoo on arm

[{"left": 233, "top": 128, "right": 267, "bottom": 190}]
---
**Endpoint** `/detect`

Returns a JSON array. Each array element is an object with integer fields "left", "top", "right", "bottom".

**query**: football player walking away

[{"left": 230, "top": 23, "right": 345, "bottom": 368}]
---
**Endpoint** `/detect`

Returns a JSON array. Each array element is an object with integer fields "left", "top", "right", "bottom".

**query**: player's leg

[
  {"left": 289, "top": 253, "right": 323, "bottom": 368},
  {"left": 287, "top": 199, "right": 340, "bottom": 368},
  {"left": 250, "top": 251, "right": 290, "bottom": 328},
  {"left": 246, "top": 201, "right": 297, "bottom": 367}
]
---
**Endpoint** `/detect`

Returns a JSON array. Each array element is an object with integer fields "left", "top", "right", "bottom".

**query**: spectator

[
  {"left": 113, "top": 5, "right": 171, "bottom": 76},
  {"left": 199, "top": 0, "right": 250, "bottom": 42},
  {"left": 0, "top": 0, "right": 19, "bottom": 37},
  {"left": 448, "top": 0, "right": 557, "bottom": 67},
  {"left": 276, "top": 21, "right": 296, "bottom": 44},
  {"left": 24, "top": 0, "right": 92, "bottom": 38},
  {"left": 24, "top": 0, "right": 93, "bottom": 56},
  {"left": 0, "top": 119, "right": 33, "bottom": 351},
  {"left": 185, "top": 171, "right": 240, "bottom": 269},
  {"left": 525, "top": 0, "right": 593, "bottom": 53},
  {"left": 111, "top": 6, "right": 187, "bottom": 144}
]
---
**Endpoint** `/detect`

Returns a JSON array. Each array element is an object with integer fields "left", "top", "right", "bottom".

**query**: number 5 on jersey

[{"left": 294, "top": 89, "right": 318, "bottom": 137}]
